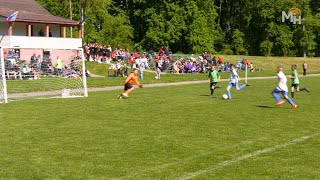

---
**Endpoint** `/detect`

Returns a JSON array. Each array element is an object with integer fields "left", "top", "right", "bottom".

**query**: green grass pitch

[{"left": 1, "top": 76, "right": 320, "bottom": 179}]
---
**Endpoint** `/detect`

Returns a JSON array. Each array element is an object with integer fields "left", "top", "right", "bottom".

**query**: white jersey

[
  {"left": 277, "top": 71, "right": 288, "bottom": 92},
  {"left": 230, "top": 69, "right": 239, "bottom": 83}
]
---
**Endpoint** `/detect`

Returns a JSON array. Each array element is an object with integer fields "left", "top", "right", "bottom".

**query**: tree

[{"left": 231, "top": 29, "right": 246, "bottom": 55}]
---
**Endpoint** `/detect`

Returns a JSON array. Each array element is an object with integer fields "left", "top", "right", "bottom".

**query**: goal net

[{"left": 0, "top": 47, "right": 88, "bottom": 103}]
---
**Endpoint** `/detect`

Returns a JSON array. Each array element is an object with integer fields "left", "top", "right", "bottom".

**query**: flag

[
  {"left": 78, "top": 18, "right": 86, "bottom": 26},
  {"left": 5, "top": 11, "right": 19, "bottom": 22}
]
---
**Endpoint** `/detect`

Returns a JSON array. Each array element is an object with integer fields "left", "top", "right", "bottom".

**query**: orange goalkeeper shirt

[{"left": 125, "top": 73, "right": 140, "bottom": 86}]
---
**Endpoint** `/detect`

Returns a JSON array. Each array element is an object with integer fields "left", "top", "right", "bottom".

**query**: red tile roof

[{"left": 0, "top": 0, "right": 78, "bottom": 26}]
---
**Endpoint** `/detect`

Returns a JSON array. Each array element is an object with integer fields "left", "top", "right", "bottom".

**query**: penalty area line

[{"left": 177, "top": 132, "right": 320, "bottom": 180}]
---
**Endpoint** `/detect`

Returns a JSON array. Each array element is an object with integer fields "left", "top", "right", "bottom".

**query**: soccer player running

[
  {"left": 208, "top": 65, "right": 220, "bottom": 97},
  {"left": 289, "top": 64, "right": 309, "bottom": 99},
  {"left": 272, "top": 66, "right": 297, "bottom": 109},
  {"left": 118, "top": 68, "right": 143, "bottom": 99},
  {"left": 226, "top": 64, "right": 250, "bottom": 99}
]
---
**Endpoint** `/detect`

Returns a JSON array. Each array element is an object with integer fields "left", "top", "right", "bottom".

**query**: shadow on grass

[
  {"left": 200, "top": 95, "right": 210, "bottom": 97},
  {"left": 256, "top": 105, "right": 275, "bottom": 109}
]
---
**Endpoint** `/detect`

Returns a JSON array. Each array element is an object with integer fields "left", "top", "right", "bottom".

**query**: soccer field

[{"left": 1, "top": 76, "right": 320, "bottom": 179}]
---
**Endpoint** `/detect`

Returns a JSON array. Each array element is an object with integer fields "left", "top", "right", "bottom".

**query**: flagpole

[
  {"left": 5, "top": 11, "right": 19, "bottom": 36},
  {"left": 69, "top": 0, "right": 73, "bottom": 38},
  {"left": 81, "top": 6, "right": 84, "bottom": 38}
]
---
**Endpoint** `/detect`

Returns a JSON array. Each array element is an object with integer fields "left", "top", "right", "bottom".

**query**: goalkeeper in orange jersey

[{"left": 118, "top": 68, "right": 143, "bottom": 99}]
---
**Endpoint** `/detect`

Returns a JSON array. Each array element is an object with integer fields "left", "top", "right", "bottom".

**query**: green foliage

[
  {"left": 35, "top": 0, "right": 320, "bottom": 56},
  {"left": 232, "top": 29, "right": 247, "bottom": 55},
  {"left": 260, "top": 40, "right": 274, "bottom": 56},
  {"left": 220, "top": 45, "right": 234, "bottom": 55},
  {"left": 36, "top": 0, "right": 133, "bottom": 48}
]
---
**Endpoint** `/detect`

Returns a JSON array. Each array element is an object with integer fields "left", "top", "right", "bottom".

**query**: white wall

[
  {"left": 0, "top": 35, "right": 10, "bottom": 47},
  {"left": 3, "top": 36, "right": 82, "bottom": 49}
]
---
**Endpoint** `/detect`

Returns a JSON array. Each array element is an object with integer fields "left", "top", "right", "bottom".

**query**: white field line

[
  {"left": 116, "top": 141, "right": 250, "bottom": 179},
  {"left": 177, "top": 132, "right": 320, "bottom": 180}
]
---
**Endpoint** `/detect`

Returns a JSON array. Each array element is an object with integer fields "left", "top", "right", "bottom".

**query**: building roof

[{"left": 0, "top": 0, "right": 78, "bottom": 26}]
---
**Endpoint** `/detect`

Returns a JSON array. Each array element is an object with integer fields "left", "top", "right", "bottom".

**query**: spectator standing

[
  {"left": 243, "top": 58, "right": 248, "bottom": 66},
  {"left": 139, "top": 63, "right": 144, "bottom": 80},
  {"left": 129, "top": 54, "right": 134, "bottom": 69},
  {"left": 116, "top": 61, "right": 121, "bottom": 77},
  {"left": 36, "top": 55, "right": 42, "bottom": 70},
  {"left": 159, "top": 47, "right": 164, "bottom": 55},
  {"left": 55, "top": 56, "right": 63, "bottom": 76},
  {"left": 303, "top": 62, "right": 307, "bottom": 76},
  {"left": 30, "top": 53, "right": 37, "bottom": 65},
  {"left": 212, "top": 56, "right": 217, "bottom": 66},
  {"left": 123, "top": 63, "right": 128, "bottom": 77},
  {"left": 106, "top": 45, "right": 112, "bottom": 63},
  {"left": 218, "top": 56, "right": 223, "bottom": 65},
  {"left": 165, "top": 47, "right": 170, "bottom": 56},
  {"left": 156, "top": 67, "right": 161, "bottom": 79}
]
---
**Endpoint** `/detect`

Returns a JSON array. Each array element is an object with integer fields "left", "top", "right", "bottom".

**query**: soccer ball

[
  {"left": 222, "top": 94, "right": 228, "bottom": 99},
  {"left": 155, "top": 76, "right": 159, "bottom": 79}
]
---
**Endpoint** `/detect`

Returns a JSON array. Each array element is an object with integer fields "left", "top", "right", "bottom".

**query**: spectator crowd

[
  {"left": 83, "top": 43, "right": 257, "bottom": 76},
  {"left": 4, "top": 50, "right": 84, "bottom": 80}
]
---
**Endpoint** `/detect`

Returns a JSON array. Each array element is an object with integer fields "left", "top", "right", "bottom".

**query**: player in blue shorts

[
  {"left": 226, "top": 64, "right": 250, "bottom": 99},
  {"left": 272, "top": 66, "right": 297, "bottom": 110}
]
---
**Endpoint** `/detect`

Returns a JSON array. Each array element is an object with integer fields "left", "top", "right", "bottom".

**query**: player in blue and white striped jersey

[{"left": 226, "top": 64, "right": 250, "bottom": 99}]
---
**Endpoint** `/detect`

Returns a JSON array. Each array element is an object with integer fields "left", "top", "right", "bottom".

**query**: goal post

[
  {"left": 0, "top": 47, "right": 8, "bottom": 103},
  {"left": 0, "top": 46, "right": 88, "bottom": 103},
  {"left": 80, "top": 48, "right": 88, "bottom": 97}
]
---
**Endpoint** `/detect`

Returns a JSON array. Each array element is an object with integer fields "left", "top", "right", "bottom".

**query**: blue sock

[
  {"left": 239, "top": 84, "right": 246, "bottom": 90},
  {"left": 272, "top": 92, "right": 281, "bottom": 102},
  {"left": 285, "top": 97, "right": 295, "bottom": 106},
  {"left": 227, "top": 90, "right": 231, "bottom": 99}
]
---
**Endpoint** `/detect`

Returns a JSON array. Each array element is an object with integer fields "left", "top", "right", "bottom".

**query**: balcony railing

[{"left": 0, "top": 36, "right": 82, "bottom": 49}]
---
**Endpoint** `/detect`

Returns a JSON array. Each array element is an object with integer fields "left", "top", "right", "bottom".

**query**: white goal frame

[{"left": 0, "top": 46, "right": 88, "bottom": 103}]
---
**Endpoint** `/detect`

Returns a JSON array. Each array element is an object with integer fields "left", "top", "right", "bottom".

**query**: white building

[{"left": 0, "top": 0, "right": 82, "bottom": 63}]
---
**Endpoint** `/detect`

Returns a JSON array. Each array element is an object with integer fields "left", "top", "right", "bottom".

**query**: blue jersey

[{"left": 229, "top": 69, "right": 239, "bottom": 83}]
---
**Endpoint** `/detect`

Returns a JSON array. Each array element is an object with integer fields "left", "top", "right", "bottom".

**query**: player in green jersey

[
  {"left": 208, "top": 65, "right": 221, "bottom": 97},
  {"left": 289, "top": 64, "right": 309, "bottom": 99}
]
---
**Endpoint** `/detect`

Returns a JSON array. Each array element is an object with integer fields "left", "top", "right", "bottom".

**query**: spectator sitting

[
  {"left": 20, "top": 61, "right": 33, "bottom": 79},
  {"left": 5, "top": 61, "right": 17, "bottom": 80},
  {"left": 190, "top": 54, "right": 196, "bottom": 61},
  {"left": 70, "top": 60, "right": 79, "bottom": 72},
  {"left": 86, "top": 70, "right": 91, "bottom": 77},
  {"left": 191, "top": 62, "right": 197, "bottom": 74},
  {"left": 250, "top": 63, "right": 254, "bottom": 72},
  {"left": 31, "top": 65, "right": 40, "bottom": 80}
]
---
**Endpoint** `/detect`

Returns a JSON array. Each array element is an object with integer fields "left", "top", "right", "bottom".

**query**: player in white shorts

[
  {"left": 226, "top": 64, "right": 250, "bottom": 99},
  {"left": 272, "top": 66, "right": 297, "bottom": 109}
]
